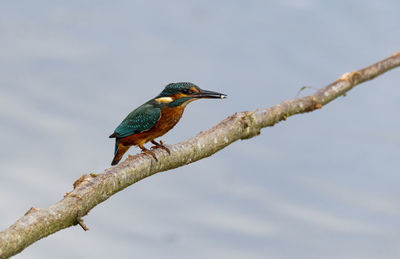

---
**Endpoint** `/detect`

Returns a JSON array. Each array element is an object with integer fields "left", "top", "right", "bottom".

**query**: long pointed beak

[{"left": 192, "top": 89, "right": 227, "bottom": 99}]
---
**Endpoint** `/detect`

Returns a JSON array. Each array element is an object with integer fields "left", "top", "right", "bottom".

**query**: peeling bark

[{"left": 1, "top": 52, "right": 400, "bottom": 258}]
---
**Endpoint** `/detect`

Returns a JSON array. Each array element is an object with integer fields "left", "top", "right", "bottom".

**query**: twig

[{"left": 77, "top": 218, "right": 89, "bottom": 231}]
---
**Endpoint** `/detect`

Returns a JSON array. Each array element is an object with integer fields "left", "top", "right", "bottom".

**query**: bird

[{"left": 109, "top": 82, "right": 227, "bottom": 165}]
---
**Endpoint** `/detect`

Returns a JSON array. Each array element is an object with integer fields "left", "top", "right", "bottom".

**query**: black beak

[{"left": 192, "top": 89, "right": 227, "bottom": 99}]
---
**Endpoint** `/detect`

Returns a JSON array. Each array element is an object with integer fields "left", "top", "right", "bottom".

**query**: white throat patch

[{"left": 155, "top": 97, "right": 174, "bottom": 103}]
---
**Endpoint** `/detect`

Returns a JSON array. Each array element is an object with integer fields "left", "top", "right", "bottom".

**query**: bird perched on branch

[{"left": 109, "top": 82, "right": 227, "bottom": 165}]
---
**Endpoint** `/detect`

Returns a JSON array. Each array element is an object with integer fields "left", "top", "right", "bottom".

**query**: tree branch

[{"left": 1, "top": 52, "right": 400, "bottom": 258}]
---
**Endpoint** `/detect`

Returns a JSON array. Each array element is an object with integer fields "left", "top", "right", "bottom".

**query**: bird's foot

[
  {"left": 141, "top": 147, "right": 158, "bottom": 161},
  {"left": 151, "top": 140, "right": 171, "bottom": 154}
]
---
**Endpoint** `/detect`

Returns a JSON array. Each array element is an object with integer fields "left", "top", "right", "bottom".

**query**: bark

[{"left": 1, "top": 52, "right": 400, "bottom": 258}]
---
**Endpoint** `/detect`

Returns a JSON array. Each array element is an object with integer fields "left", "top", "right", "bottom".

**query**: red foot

[
  {"left": 140, "top": 147, "right": 158, "bottom": 161},
  {"left": 151, "top": 140, "right": 171, "bottom": 155}
]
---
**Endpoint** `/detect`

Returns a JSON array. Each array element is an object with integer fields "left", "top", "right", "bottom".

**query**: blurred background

[{"left": 1, "top": 1, "right": 400, "bottom": 258}]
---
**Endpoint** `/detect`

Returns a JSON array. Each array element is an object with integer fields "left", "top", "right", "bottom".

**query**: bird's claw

[
  {"left": 150, "top": 140, "right": 171, "bottom": 155},
  {"left": 141, "top": 148, "right": 158, "bottom": 161}
]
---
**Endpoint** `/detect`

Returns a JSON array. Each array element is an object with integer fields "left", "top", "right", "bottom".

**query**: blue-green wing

[{"left": 113, "top": 103, "right": 161, "bottom": 138}]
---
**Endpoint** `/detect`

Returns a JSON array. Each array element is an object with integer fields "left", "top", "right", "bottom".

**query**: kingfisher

[{"left": 109, "top": 82, "right": 227, "bottom": 165}]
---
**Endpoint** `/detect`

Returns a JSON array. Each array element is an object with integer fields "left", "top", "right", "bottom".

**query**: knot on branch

[
  {"left": 73, "top": 174, "right": 97, "bottom": 189},
  {"left": 302, "top": 96, "right": 322, "bottom": 113},
  {"left": 339, "top": 71, "right": 362, "bottom": 85},
  {"left": 24, "top": 207, "right": 40, "bottom": 216},
  {"left": 240, "top": 110, "right": 261, "bottom": 140}
]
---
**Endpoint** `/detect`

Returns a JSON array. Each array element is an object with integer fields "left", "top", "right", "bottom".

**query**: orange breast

[{"left": 119, "top": 106, "right": 185, "bottom": 147}]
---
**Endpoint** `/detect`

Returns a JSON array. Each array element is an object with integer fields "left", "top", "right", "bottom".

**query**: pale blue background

[{"left": 1, "top": 1, "right": 400, "bottom": 258}]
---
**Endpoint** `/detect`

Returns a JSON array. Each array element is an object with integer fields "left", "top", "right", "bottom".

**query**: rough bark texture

[{"left": 1, "top": 52, "right": 400, "bottom": 258}]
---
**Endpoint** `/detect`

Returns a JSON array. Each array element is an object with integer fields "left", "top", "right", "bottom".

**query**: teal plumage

[
  {"left": 109, "top": 101, "right": 161, "bottom": 156},
  {"left": 109, "top": 82, "right": 227, "bottom": 165},
  {"left": 112, "top": 102, "right": 161, "bottom": 138},
  {"left": 111, "top": 83, "right": 199, "bottom": 139}
]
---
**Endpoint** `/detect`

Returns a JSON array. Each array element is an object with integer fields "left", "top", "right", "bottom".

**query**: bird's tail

[{"left": 111, "top": 141, "right": 129, "bottom": 165}]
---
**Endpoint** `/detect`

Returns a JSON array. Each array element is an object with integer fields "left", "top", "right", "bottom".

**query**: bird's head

[{"left": 155, "top": 82, "right": 227, "bottom": 107}]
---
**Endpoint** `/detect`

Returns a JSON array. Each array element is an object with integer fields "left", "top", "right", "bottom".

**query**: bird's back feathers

[{"left": 110, "top": 102, "right": 161, "bottom": 139}]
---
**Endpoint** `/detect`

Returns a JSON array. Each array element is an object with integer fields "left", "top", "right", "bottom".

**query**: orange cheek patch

[
  {"left": 171, "top": 93, "right": 186, "bottom": 99},
  {"left": 190, "top": 87, "right": 199, "bottom": 93}
]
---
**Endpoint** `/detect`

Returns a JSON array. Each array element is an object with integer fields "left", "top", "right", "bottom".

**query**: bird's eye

[{"left": 182, "top": 88, "right": 193, "bottom": 94}]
